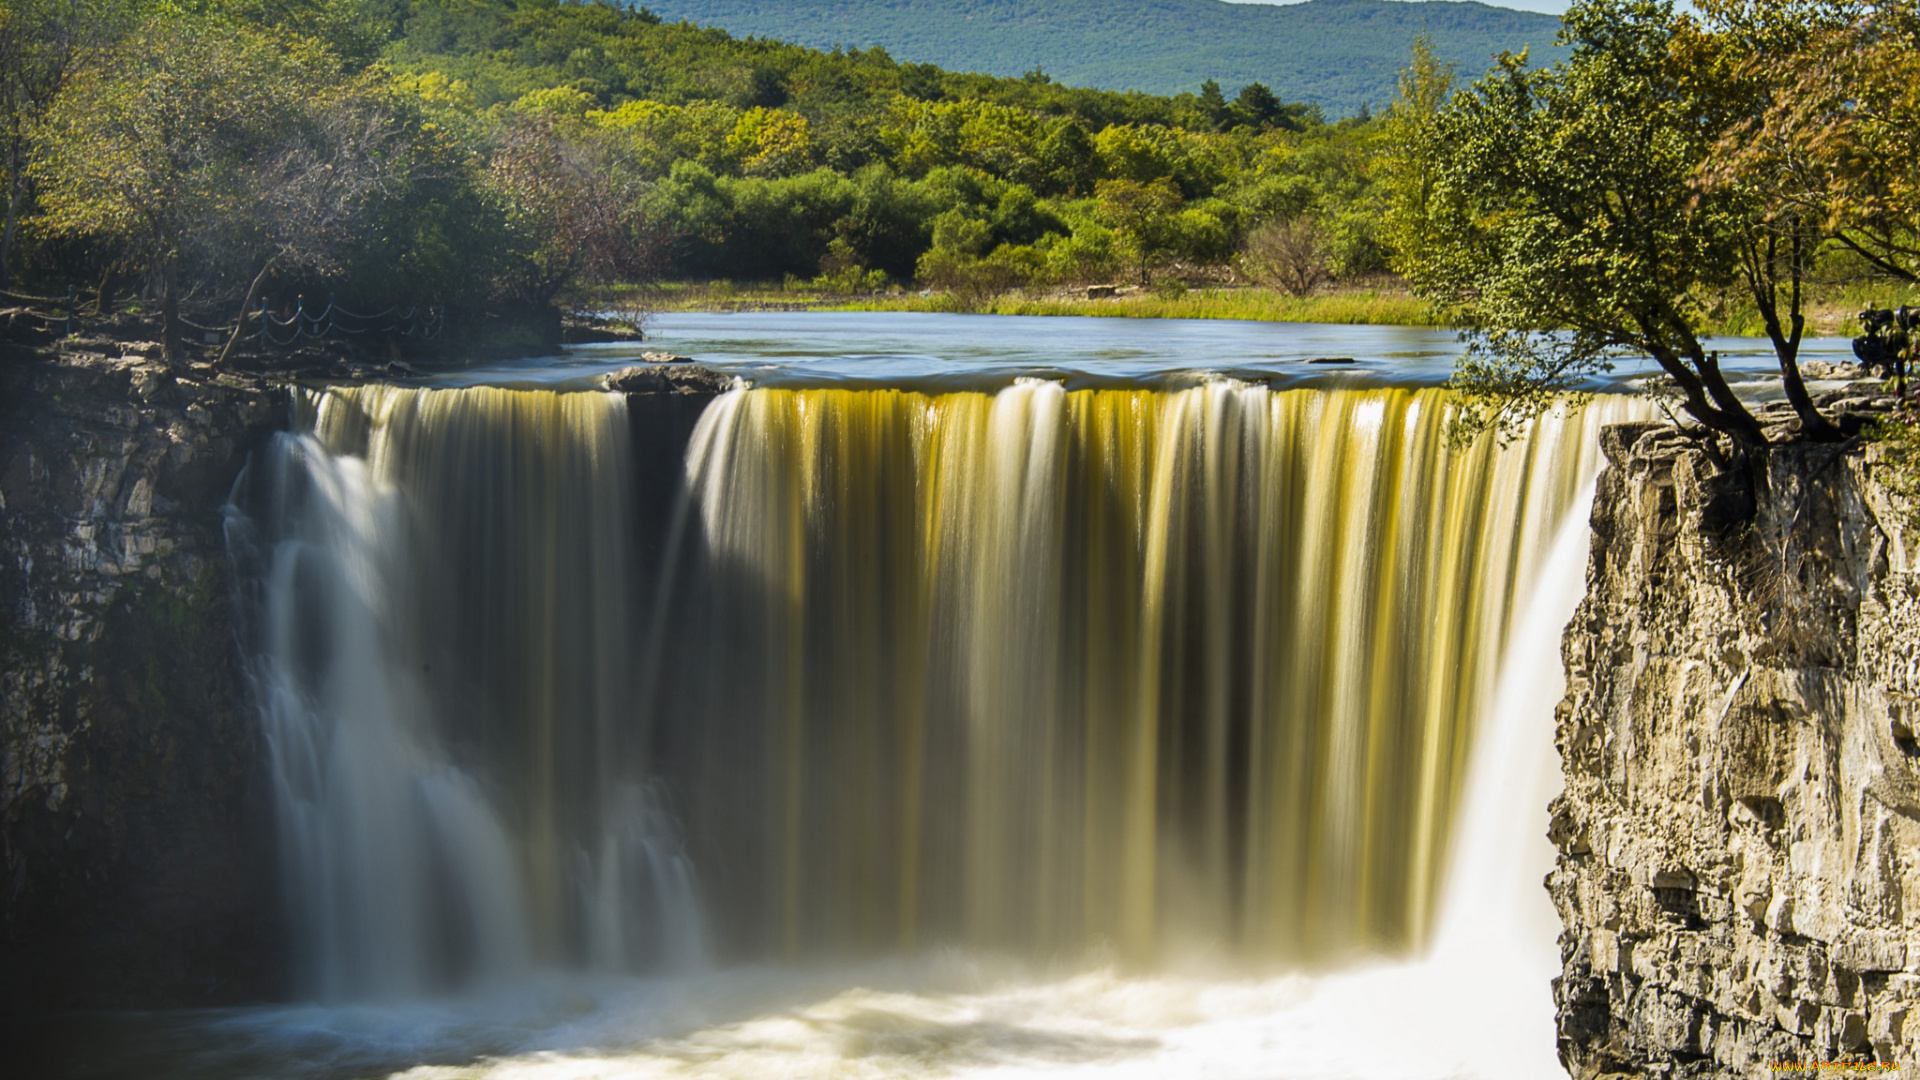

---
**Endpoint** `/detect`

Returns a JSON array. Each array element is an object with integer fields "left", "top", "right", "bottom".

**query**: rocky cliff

[
  {"left": 0, "top": 345, "right": 288, "bottom": 1012},
  {"left": 0, "top": 351, "right": 728, "bottom": 1014},
  {"left": 1553, "top": 408, "right": 1920, "bottom": 1076}
]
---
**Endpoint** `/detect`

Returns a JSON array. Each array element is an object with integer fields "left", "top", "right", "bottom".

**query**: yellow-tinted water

[{"left": 670, "top": 381, "right": 1635, "bottom": 965}]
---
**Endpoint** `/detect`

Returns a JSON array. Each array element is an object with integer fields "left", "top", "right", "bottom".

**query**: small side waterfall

[
  {"left": 228, "top": 375, "right": 1634, "bottom": 1006},
  {"left": 227, "top": 386, "right": 706, "bottom": 999}
]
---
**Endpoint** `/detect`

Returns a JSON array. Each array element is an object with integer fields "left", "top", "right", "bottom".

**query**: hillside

[{"left": 642, "top": 0, "right": 1568, "bottom": 116}]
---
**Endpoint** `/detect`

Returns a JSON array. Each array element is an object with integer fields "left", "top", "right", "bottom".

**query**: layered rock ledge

[
  {"left": 0, "top": 348, "right": 288, "bottom": 1011},
  {"left": 0, "top": 350, "right": 730, "bottom": 1013},
  {"left": 1554, "top": 413, "right": 1920, "bottom": 1076}
]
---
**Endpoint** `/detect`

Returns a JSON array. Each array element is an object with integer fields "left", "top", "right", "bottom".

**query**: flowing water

[
  {"left": 26, "top": 318, "right": 1658, "bottom": 1078},
  {"left": 434, "top": 309, "right": 1858, "bottom": 393}
]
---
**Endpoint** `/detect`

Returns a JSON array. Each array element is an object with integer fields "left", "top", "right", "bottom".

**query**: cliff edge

[
  {"left": 1554, "top": 412, "right": 1920, "bottom": 1075},
  {"left": 0, "top": 345, "right": 288, "bottom": 1011}
]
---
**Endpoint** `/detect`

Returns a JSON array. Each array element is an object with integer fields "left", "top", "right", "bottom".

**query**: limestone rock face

[
  {"left": 1555, "top": 421, "right": 1920, "bottom": 1076},
  {"left": 0, "top": 352, "right": 287, "bottom": 1012}
]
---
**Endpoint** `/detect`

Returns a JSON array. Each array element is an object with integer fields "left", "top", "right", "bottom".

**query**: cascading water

[
  {"left": 228, "top": 385, "right": 707, "bottom": 999},
  {"left": 218, "top": 373, "right": 1639, "bottom": 1078},
  {"left": 664, "top": 380, "right": 1630, "bottom": 964}
]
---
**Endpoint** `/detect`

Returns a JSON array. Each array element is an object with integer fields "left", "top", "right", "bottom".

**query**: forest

[
  {"left": 3, "top": 0, "right": 1919, "bottom": 375},
  {"left": 641, "top": 0, "right": 1567, "bottom": 117},
  {"left": 0, "top": 0, "right": 1391, "bottom": 358}
]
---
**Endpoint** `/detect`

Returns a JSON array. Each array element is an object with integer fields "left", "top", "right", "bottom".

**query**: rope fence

[
  {"left": 250, "top": 296, "right": 444, "bottom": 347},
  {"left": 0, "top": 286, "right": 81, "bottom": 336},
  {"left": 1, "top": 287, "right": 441, "bottom": 348}
]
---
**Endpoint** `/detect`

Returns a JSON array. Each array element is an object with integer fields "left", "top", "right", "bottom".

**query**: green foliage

[
  {"left": 9, "top": 0, "right": 1453, "bottom": 341},
  {"left": 31, "top": 12, "right": 350, "bottom": 355},
  {"left": 1378, "top": 34, "right": 1455, "bottom": 278},
  {"left": 1096, "top": 177, "right": 1185, "bottom": 284},
  {"left": 1403, "top": 0, "right": 1789, "bottom": 445}
]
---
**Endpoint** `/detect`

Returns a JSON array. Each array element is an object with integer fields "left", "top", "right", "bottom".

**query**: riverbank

[{"left": 635, "top": 279, "right": 1920, "bottom": 339}]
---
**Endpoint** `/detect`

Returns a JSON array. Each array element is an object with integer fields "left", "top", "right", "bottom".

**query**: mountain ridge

[{"left": 641, "top": 0, "right": 1568, "bottom": 116}]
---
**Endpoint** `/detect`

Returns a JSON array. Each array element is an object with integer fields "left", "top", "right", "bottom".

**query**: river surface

[
  {"left": 15, "top": 313, "right": 1804, "bottom": 1080},
  {"left": 424, "top": 310, "right": 1862, "bottom": 394}
]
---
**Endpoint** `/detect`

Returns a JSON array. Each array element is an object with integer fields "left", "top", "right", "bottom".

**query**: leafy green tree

[
  {"left": 727, "top": 106, "right": 814, "bottom": 176},
  {"left": 1697, "top": 1, "right": 1920, "bottom": 284},
  {"left": 1033, "top": 116, "right": 1097, "bottom": 196},
  {"left": 1379, "top": 34, "right": 1455, "bottom": 279},
  {"left": 1095, "top": 176, "right": 1183, "bottom": 284},
  {"left": 1195, "top": 79, "right": 1230, "bottom": 132},
  {"left": 1405, "top": 0, "right": 1807, "bottom": 445},
  {"left": 593, "top": 99, "right": 740, "bottom": 179},
  {"left": 0, "top": 0, "right": 128, "bottom": 287},
  {"left": 31, "top": 15, "right": 329, "bottom": 360},
  {"left": 1229, "top": 83, "right": 1285, "bottom": 130}
]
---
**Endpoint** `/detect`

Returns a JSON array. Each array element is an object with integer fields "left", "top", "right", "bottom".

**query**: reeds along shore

[{"left": 633, "top": 279, "right": 1920, "bottom": 337}]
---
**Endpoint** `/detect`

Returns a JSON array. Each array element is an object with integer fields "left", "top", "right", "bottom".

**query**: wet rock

[{"left": 602, "top": 362, "right": 736, "bottom": 396}]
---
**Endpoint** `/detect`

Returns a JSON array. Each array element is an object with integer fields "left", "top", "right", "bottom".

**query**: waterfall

[
  {"left": 669, "top": 380, "right": 1633, "bottom": 966},
  {"left": 229, "top": 376, "right": 1634, "bottom": 1003},
  {"left": 228, "top": 385, "right": 707, "bottom": 999}
]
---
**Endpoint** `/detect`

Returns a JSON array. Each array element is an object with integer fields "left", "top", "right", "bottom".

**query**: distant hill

[{"left": 642, "top": 0, "right": 1568, "bottom": 117}]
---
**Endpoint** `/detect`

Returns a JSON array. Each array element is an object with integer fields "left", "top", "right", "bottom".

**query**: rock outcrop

[
  {"left": 0, "top": 348, "right": 288, "bottom": 1012},
  {"left": 0, "top": 350, "right": 733, "bottom": 1014},
  {"left": 1553, "top": 410, "right": 1920, "bottom": 1076}
]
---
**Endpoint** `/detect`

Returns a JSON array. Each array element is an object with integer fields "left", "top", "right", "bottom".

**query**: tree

[
  {"left": 1034, "top": 117, "right": 1096, "bottom": 196},
  {"left": 214, "top": 89, "right": 402, "bottom": 365},
  {"left": 1095, "top": 177, "right": 1184, "bottom": 285},
  {"left": 1196, "top": 79, "right": 1230, "bottom": 132},
  {"left": 1684, "top": 2, "right": 1847, "bottom": 439},
  {"left": 1240, "top": 216, "right": 1330, "bottom": 296},
  {"left": 1404, "top": 0, "right": 1820, "bottom": 445},
  {"left": 1230, "top": 83, "right": 1287, "bottom": 131},
  {"left": 31, "top": 15, "right": 325, "bottom": 361},
  {"left": 1379, "top": 34, "right": 1455, "bottom": 277},
  {"left": 0, "top": 0, "right": 126, "bottom": 287},
  {"left": 487, "top": 116, "right": 666, "bottom": 313},
  {"left": 1696, "top": 1, "right": 1920, "bottom": 284}
]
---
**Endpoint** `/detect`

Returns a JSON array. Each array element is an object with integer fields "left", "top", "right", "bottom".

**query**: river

[{"left": 20, "top": 313, "right": 1834, "bottom": 1079}]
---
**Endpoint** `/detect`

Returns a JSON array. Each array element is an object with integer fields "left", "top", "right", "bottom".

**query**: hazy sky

[{"left": 1226, "top": 0, "right": 1574, "bottom": 12}]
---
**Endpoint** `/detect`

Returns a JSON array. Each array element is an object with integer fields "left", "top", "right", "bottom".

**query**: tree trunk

[
  {"left": 1694, "top": 349, "right": 1766, "bottom": 445},
  {"left": 1772, "top": 315, "right": 1841, "bottom": 442},
  {"left": 95, "top": 264, "right": 115, "bottom": 316},
  {"left": 217, "top": 257, "right": 275, "bottom": 367},
  {"left": 1749, "top": 239, "right": 1841, "bottom": 443},
  {"left": 0, "top": 139, "right": 23, "bottom": 291},
  {"left": 160, "top": 264, "right": 181, "bottom": 365}
]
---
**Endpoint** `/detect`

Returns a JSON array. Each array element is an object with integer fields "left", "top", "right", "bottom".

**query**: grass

[
  {"left": 1697, "top": 280, "right": 1920, "bottom": 339},
  {"left": 833, "top": 286, "right": 1447, "bottom": 326},
  {"left": 633, "top": 280, "right": 1451, "bottom": 327},
  {"left": 623, "top": 277, "right": 1920, "bottom": 338}
]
